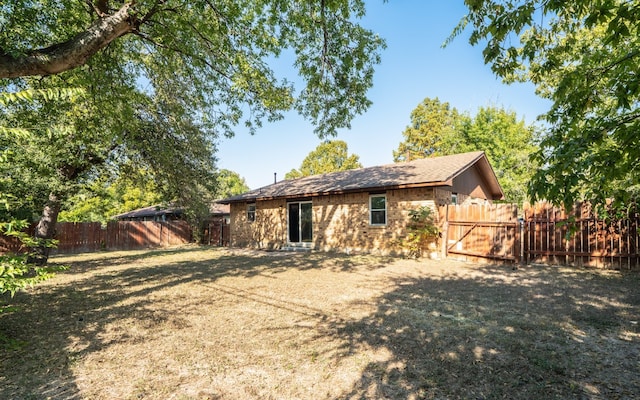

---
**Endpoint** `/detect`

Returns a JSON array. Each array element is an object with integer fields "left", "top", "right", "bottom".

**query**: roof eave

[{"left": 219, "top": 181, "right": 452, "bottom": 203}]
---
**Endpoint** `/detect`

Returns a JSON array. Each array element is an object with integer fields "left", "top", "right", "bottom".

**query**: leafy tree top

[
  {"left": 216, "top": 169, "right": 250, "bottom": 198},
  {"left": 454, "top": 0, "right": 640, "bottom": 208},
  {"left": 285, "top": 140, "right": 362, "bottom": 179},
  {"left": 394, "top": 97, "right": 538, "bottom": 204},
  {"left": 0, "top": 0, "right": 385, "bottom": 138}
]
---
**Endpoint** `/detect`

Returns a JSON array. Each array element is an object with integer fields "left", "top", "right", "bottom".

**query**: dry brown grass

[{"left": 1, "top": 245, "right": 639, "bottom": 399}]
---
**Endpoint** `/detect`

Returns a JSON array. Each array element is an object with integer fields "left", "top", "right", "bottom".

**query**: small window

[
  {"left": 451, "top": 193, "right": 458, "bottom": 205},
  {"left": 369, "top": 194, "right": 386, "bottom": 225},
  {"left": 247, "top": 203, "right": 256, "bottom": 222}
]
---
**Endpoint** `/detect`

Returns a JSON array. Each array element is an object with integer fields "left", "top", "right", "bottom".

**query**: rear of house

[{"left": 219, "top": 151, "right": 503, "bottom": 256}]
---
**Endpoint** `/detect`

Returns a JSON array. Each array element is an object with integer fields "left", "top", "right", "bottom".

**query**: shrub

[{"left": 402, "top": 206, "right": 440, "bottom": 258}]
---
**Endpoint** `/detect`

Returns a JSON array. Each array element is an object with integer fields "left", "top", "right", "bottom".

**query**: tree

[
  {"left": 1, "top": 1, "right": 385, "bottom": 263},
  {"left": 1, "top": 79, "right": 219, "bottom": 263},
  {"left": 58, "top": 169, "right": 164, "bottom": 224},
  {"left": 393, "top": 97, "right": 464, "bottom": 162},
  {"left": 0, "top": 89, "right": 74, "bottom": 297},
  {"left": 394, "top": 98, "right": 538, "bottom": 204},
  {"left": 285, "top": 140, "right": 363, "bottom": 179},
  {"left": 455, "top": 106, "right": 539, "bottom": 205},
  {"left": 0, "top": 1, "right": 384, "bottom": 138},
  {"left": 216, "top": 169, "right": 250, "bottom": 198},
  {"left": 454, "top": 0, "right": 640, "bottom": 209}
]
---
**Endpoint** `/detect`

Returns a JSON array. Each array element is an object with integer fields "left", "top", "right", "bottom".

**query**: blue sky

[{"left": 217, "top": 1, "right": 550, "bottom": 190}]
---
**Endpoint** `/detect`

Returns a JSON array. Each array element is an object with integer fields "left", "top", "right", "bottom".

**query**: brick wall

[
  {"left": 229, "top": 187, "right": 440, "bottom": 255},
  {"left": 230, "top": 199, "right": 287, "bottom": 248}
]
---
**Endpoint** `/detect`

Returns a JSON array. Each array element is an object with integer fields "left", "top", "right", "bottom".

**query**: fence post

[
  {"left": 440, "top": 204, "right": 449, "bottom": 259},
  {"left": 520, "top": 216, "right": 526, "bottom": 265}
]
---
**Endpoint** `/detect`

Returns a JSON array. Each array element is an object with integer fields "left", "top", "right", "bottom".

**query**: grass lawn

[{"left": 1, "top": 245, "right": 639, "bottom": 399}]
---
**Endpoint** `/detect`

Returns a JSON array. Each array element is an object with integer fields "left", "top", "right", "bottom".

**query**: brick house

[{"left": 218, "top": 151, "right": 503, "bottom": 255}]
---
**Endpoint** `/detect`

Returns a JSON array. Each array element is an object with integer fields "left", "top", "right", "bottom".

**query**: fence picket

[{"left": 439, "top": 201, "right": 640, "bottom": 269}]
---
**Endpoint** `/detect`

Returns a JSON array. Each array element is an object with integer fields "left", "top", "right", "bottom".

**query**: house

[
  {"left": 217, "top": 151, "right": 503, "bottom": 255},
  {"left": 113, "top": 203, "right": 231, "bottom": 246},
  {"left": 113, "top": 203, "right": 231, "bottom": 222},
  {"left": 113, "top": 204, "right": 184, "bottom": 222}
]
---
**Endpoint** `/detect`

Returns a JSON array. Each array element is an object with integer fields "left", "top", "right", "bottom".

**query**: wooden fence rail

[
  {"left": 0, "top": 220, "right": 194, "bottom": 255},
  {"left": 524, "top": 202, "right": 640, "bottom": 269},
  {"left": 441, "top": 202, "right": 640, "bottom": 269},
  {"left": 442, "top": 203, "right": 520, "bottom": 262}
]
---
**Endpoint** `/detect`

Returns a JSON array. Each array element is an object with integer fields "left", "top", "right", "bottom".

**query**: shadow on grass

[
  {"left": 0, "top": 246, "right": 392, "bottom": 399},
  {"left": 2, "top": 248, "right": 639, "bottom": 399},
  {"left": 322, "top": 264, "right": 640, "bottom": 399}
]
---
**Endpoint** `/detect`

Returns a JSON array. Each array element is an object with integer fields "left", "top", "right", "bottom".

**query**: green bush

[
  {"left": 402, "top": 206, "right": 440, "bottom": 258},
  {"left": 0, "top": 219, "right": 65, "bottom": 298}
]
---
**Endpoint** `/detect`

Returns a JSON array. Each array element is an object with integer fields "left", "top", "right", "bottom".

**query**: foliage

[
  {"left": 285, "top": 140, "right": 362, "bottom": 179},
  {"left": 456, "top": 106, "right": 539, "bottom": 205},
  {"left": 455, "top": 0, "right": 640, "bottom": 209},
  {"left": 58, "top": 169, "right": 164, "bottom": 224},
  {"left": 401, "top": 206, "right": 440, "bottom": 258},
  {"left": 1, "top": 1, "right": 384, "bottom": 263},
  {"left": 0, "top": 218, "right": 65, "bottom": 298},
  {"left": 394, "top": 97, "right": 538, "bottom": 204},
  {"left": 216, "top": 169, "right": 250, "bottom": 198},
  {"left": 0, "top": 88, "right": 74, "bottom": 279},
  {"left": 393, "top": 98, "right": 463, "bottom": 162},
  {"left": 0, "top": 1, "right": 384, "bottom": 138}
]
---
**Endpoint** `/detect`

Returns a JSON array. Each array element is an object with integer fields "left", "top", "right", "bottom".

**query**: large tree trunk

[
  {"left": 0, "top": 3, "right": 135, "bottom": 78},
  {"left": 30, "top": 193, "right": 62, "bottom": 266}
]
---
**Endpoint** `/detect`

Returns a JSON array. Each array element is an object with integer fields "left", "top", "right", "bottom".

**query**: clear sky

[{"left": 217, "top": 1, "right": 550, "bottom": 190}]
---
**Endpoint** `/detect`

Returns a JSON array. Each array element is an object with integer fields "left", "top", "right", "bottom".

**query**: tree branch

[{"left": 0, "top": 3, "right": 137, "bottom": 79}]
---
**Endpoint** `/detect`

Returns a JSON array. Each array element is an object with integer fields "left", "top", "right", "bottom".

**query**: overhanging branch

[{"left": 0, "top": 3, "right": 136, "bottom": 79}]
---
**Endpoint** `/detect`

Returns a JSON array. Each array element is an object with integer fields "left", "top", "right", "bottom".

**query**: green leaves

[
  {"left": 402, "top": 206, "right": 440, "bottom": 258},
  {"left": 0, "top": 88, "right": 85, "bottom": 107},
  {"left": 0, "top": 209, "right": 66, "bottom": 297},
  {"left": 457, "top": 0, "right": 640, "bottom": 209},
  {"left": 285, "top": 140, "right": 362, "bottom": 179},
  {"left": 394, "top": 98, "right": 538, "bottom": 204}
]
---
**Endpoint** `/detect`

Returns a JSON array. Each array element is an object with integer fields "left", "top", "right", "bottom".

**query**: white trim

[
  {"left": 369, "top": 194, "right": 387, "bottom": 226},
  {"left": 246, "top": 203, "right": 256, "bottom": 222}
]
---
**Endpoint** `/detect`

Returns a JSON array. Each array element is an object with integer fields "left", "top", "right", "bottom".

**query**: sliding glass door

[{"left": 288, "top": 202, "right": 312, "bottom": 243}]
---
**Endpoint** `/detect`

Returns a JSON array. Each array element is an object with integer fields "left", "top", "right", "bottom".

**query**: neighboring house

[
  {"left": 113, "top": 203, "right": 231, "bottom": 246},
  {"left": 113, "top": 204, "right": 183, "bottom": 222},
  {"left": 218, "top": 151, "right": 504, "bottom": 255},
  {"left": 113, "top": 203, "right": 231, "bottom": 222}
]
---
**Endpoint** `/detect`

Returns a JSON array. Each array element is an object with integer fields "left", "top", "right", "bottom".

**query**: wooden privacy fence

[
  {"left": 441, "top": 202, "right": 640, "bottom": 269},
  {"left": 201, "top": 218, "right": 230, "bottom": 247},
  {"left": 442, "top": 203, "right": 521, "bottom": 262},
  {"left": 525, "top": 202, "right": 640, "bottom": 269},
  {"left": 1, "top": 220, "right": 194, "bottom": 255}
]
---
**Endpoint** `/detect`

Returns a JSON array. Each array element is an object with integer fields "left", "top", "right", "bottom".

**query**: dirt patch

[{"left": 1, "top": 246, "right": 639, "bottom": 399}]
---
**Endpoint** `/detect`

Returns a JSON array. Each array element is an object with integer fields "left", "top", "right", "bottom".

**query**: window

[
  {"left": 247, "top": 203, "right": 256, "bottom": 222},
  {"left": 451, "top": 193, "right": 458, "bottom": 205},
  {"left": 369, "top": 194, "right": 386, "bottom": 225},
  {"left": 288, "top": 202, "right": 313, "bottom": 243}
]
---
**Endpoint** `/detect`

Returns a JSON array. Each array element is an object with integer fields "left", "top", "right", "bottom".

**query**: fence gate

[{"left": 441, "top": 203, "right": 521, "bottom": 262}]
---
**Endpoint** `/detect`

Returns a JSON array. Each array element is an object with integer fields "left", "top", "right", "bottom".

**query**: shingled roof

[
  {"left": 113, "top": 203, "right": 230, "bottom": 219},
  {"left": 219, "top": 151, "right": 503, "bottom": 204}
]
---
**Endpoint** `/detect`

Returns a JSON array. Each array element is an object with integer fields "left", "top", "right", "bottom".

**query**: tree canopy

[
  {"left": 393, "top": 98, "right": 462, "bottom": 163},
  {"left": 0, "top": 1, "right": 384, "bottom": 262},
  {"left": 1, "top": 0, "right": 384, "bottom": 138},
  {"left": 394, "top": 97, "right": 538, "bottom": 204},
  {"left": 216, "top": 169, "right": 250, "bottom": 198},
  {"left": 285, "top": 140, "right": 362, "bottom": 179},
  {"left": 456, "top": 0, "right": 640, "bottom": 208}
]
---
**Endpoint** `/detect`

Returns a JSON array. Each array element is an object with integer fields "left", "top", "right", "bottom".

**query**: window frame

[
  {"left": 246, "top": 203, "right": 256, "bottom": 222},
  {"left": 369, "top": 194, "right": 387, "bottom": 226}
]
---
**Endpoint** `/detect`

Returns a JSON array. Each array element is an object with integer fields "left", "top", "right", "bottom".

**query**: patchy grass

[{"left": 1, "top": 245, "right": 639, "bottom": 399}]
